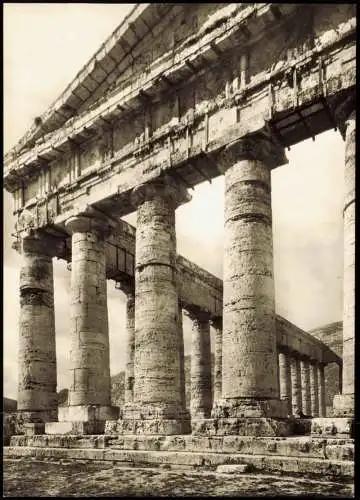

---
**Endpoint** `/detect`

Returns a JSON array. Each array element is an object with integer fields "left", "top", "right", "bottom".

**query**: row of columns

[
  {"left": 278, "top": 351, "right": 326, "bottom": 417},
  {"left": 15, "top": 106, "right": 354, "bottom": 428}
]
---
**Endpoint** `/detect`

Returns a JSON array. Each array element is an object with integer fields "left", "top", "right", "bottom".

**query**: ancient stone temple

[{"left": 4, "top": 3, "right": 355, "bottom": 480}]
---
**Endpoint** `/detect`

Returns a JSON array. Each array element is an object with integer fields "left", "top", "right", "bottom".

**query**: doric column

[
  {"left": 334, "top": 107, "right": 355, "bottom": 417},
  {"left": 211, "top": 316, "right": 222, "bottom": 403},
  {"left": 178, "top": 302, "right": 186, "bottom": 410},
  {"left": 187, "top": 308, "right": 212, "bottom": 419},
  {"left": 15, "top": 231, "right": 63, "bottom": 423},
  {"left": 213, "top": 134, "right": 288, "bottom": 420},
  {"left": 130, "top": 176, "right": 191, "bottom": 422},
  {"left": 300, "top": 357, "right": 311, "bottom": 417},
  {"left": 64, "top": 213, "right": 116, "bottom": 419},
  {"left": 310, "top": 361, "right": 319, "bottom": 417},
  {"left": 115, "top": 278, "right": 135, "bottom": 405},
  {"left": 290, "top": 354, "right": 302, "bottom": 417},
  {"left": 317, "top": 363, "right": 326, "bottom": 417},
  {"left": 278, "top": 350, "right": 292, "bottom": 416}
]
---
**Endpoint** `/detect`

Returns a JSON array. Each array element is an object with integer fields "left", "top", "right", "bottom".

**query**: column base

[
  {"left": 311, "top": 417, "right": 354, "bottom": 438},
  {"left": 14, "top": 410, "right": 57, "bottom": 435},
  {"left": 105, "top": 418, "right": 191, "bottom": 435},
  {"left": 122, "top": 402, "right": 189, "bottom": 421},
  {"left": 212, "top": 398, "right": 288, "bottom": 419},
  {"left": 191, "top": 418, "right": 293, "bottom": 437},
  {"left": 58, "top": 405, "right": 119, "bottom": 423},
  {"left": 45, "top": 420, "right": 107, "bottom": 435},
  {"left": 333, "top": 394, "right": 354, "bottom": 417}
]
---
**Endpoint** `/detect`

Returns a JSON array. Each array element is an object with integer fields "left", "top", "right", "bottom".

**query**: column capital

[
  {"left": 184, "top": 306, "right": 211, "bottom": 324},
  {"left": 210, "top": 315, "right": 222, "bottom": 331},
  {"left": 215, "top": 129, "right": 288, "bottom": 174},
  {"left": 131, "top": 175, "right": 191, "bottom": 210},
  {"left": 329, "top": 93, "right": 355, "bottom": 139},
  {"left": 65, "top": 213, "right": 114, "bottom": 238},
  {"left": 13, "top": 230, "right": 65, "bottom": 258},
  {"left": 115, "top": 277, "right": 135, "bottom": 297}
]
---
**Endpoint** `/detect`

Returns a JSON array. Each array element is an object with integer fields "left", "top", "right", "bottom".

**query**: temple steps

[{"left": 4, "top": 434, "right": 354, "bottom": 480}]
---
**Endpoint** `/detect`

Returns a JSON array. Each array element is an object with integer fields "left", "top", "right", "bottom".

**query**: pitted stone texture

[
  {"left": 17, "top": 234, "right": 58, "bottom": 415},
  {"left": 311, "top": 418, "right": 354, "bottom": 438},
  {"left": 221, "top": 155, "right": 278, "bottom": 400},
  {"left": 131, "top": 178, "right": 190, "bottom": 419},
  {"left": 212, "top": 317, "right": 222, "bottom": 402},
  {"left": 290, "top": 355, "right": 302, "bottom": 417},
  {"left": 45, "top": 420, "right": 106, "bottom": 435},
  {"left": 279, "top": 351, "right": 292, "bottom": 416},
  {"left": 310, "top": 362, "right": 319, "bottom": 417},
  {"left": 317, "top": 364, "right": 326, "bottom": 417},
  {"left": 212, "top": 398, "right": 288, "bottom": 419},
  {"left": 58, "top": 405, "right": 119, "bottom": 423},
  {"left": 178, "top": 304, "right": 186, "bottom": 409},
  {"left": 333, "top": 394, "right": 354, "bottom": 418},
  {"left": 14, "top": 410, "right": 58, "bottom": 433},
  {"left": 66, "top": 216, "right": 112, "bottom": 408},
  {"left": 124, "top": 294, "right": 135, "bottom": 404},
  {"left": 300, "top": 358, "right": 312, "bottom": 417},
  {"left": 123, "top": 402, "right": 188, "bottom": 421},
  {"left": 191, "top": 418, "right": 293, "bottom": 437},
  {"left": 105, "top": 419, "right": 191, "bottom": 436},
  {"left": 188, "top": 310, "right": 212, "bottom": 419},
  {"left": 341, "top": 110, "right": 355, "bottom": 408}
]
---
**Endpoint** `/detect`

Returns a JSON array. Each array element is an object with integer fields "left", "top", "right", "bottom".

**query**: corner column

[
  {"left": 187, "top": 308, "right": 212, "bottom": 420},
  {"left": 122, "top": 176, "right": 191, "bottom": 435},
  {"left": 211, "top": 134, "right": 290, "bottom": 435},
  {"left": 333, "top": 108, "right": 355, "bottom": 418},
  {"left": 15, "top": 231, "right": 62, "bottom": 430}
]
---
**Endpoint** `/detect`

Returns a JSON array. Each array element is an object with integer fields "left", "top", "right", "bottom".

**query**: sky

[{"left": 3, "top": 4, "right": 345, "bottom": 400}]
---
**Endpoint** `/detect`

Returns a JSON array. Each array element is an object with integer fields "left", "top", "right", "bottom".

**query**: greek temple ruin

[{"left": 4, "top": 3, "right": 355, "bottom": 478}]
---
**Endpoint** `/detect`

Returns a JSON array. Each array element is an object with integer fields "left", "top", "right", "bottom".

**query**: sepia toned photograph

[{"left": 3, "top": 3, "right": 355, "bottom": 497}]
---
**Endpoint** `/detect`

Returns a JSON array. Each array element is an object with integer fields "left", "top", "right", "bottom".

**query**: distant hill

[{"left": 4, "top": 397, "right": 17, "bottom": 412}]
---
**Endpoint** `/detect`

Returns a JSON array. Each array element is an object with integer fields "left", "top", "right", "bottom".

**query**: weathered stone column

[
  {"left": 290, "top": 354, "right": 302, "bottom": 417},
  {"left": 187, "top": 308, "right": 212, "bottom": 419},
  {"left": 178, "top": 302, "right": 186, "bottom": 410},
  {"left": 15, "top": 231, "right": 62, "bottom": 426},
  {"left": 278, "top": 350, "right": 292, "bottom": 416},
  {"left": 310, "top": 361, "right": 319, "bottom": 417},
  {"left": 317, "top": 363, "right": 326, "bottom": 418},
  {"left": 211, "top": 316, "right": 222, "bottom": 403},
  {"left": 124, "top": 176, "right": 191, "bottom": 434},
  {"left": 115, "top": 278, "right": 135, "bottom": 405},
  {"left": 62, "top": 213, "right": 118, "bottom": 423},
  {"left": 212, "top": 135, "right": 289, "bottom": 428},
  {"left": 300, "top": 357, "right": 311, "bottom": 417},
  {"left": 333, "top": 108, "right": 355, "bottom": 417}
]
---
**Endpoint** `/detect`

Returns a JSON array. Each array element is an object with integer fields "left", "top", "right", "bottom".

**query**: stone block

[
  {"left": 311, "top": 417, "right": 354, "bottom": 437},
  {"left": 217, "top": 464, "right": 250, "bottom": 473},
  {"left": 212, "top": 398, "right": 288, "bottom": 419},
  {"left": 23, "top": 423, "right": 45, "bottom": 436},
  {"left": 45, "top": 420, "right": 105, "bottom": 435},
  {"left": 58, "top": 405, "right": 119, "bottom": 422},
  {"left": 333, "top": 394, "right": 354, "bottom": 417},
  {"left": 192, "top": 417, "right": 293, "bottom": 437}
]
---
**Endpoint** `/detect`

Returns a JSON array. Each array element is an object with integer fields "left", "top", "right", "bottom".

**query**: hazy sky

[{"left": 3, "top": 4, "right": 345, "bottom": 399}]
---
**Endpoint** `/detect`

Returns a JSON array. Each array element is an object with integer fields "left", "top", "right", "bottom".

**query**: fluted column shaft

[
  {"left": 66, "top": 215, "right": 112, "bottom": 407},
  {"left": 212, "top": 317, "right": 223, "bottom": 402},
  {"left": 310, "top": 361, "right": 319, "bottom": 417},
  {"left": 189, "top": 310, "right": 212, "bottom": 419},
  {"left": 178, "top": 303, "right": 186, "bottom": 409},
  {"left": 16, "top": 233, "right": 59, "bottom": 421},
  {"left": 125, "top": 293, "right": 135, "bottom": 404},
  {"left": 317, "top": 363, "right": 326, "bottom": 417},
  {"left": 278, "top": 351, "right": 292, "bottom": 415},
  {"left": 132, "top": 179, "right": 190, "bottom": 415},
  {"left": 300, "top": 358, "right": 311, "bottom": 416},
  {"left": 222, "top": 153, "right": 279, "bottom": 400},
  {"left": 290, "top": 355, "right": 302, "bottom": 416}
]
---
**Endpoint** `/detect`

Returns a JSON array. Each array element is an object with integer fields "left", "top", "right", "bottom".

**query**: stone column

[
  {"left": 15, "top": 231, "right": 62, "bottom": 424},
  {"left": 300, "top": 357, "right": 311, "bottom": 417},
  {"left": 278, "top": 350, "right": 292, "bottom": 416},
  {"left": 211, "top": 316, "right": 222, "bottom": 403},
  {"left": 126, "top": 176, "right": 191, "bottom": 433},
  {"left": 317, "top": 363, "right": 326, "bottom": 418},
  {"left": 310, "top": 361, "right": 319, "bottom": 417},
  {"left": 290, "top": 354, "right": 302, "bottom": 417},
  {"left": 187, "top": 309, "right": 212, "bottom": 419},
  {"left": 334, "top": 108, "right": 355, "bottom": 417},
  {"left": 213, "top": 135, "right": 288, "bottom": 423},
  {"left": 178, "top": 302, "right": 186, "bottom": 410},
  {"left": 63, "top": 214, "right": 117, "bottom": 422}
]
